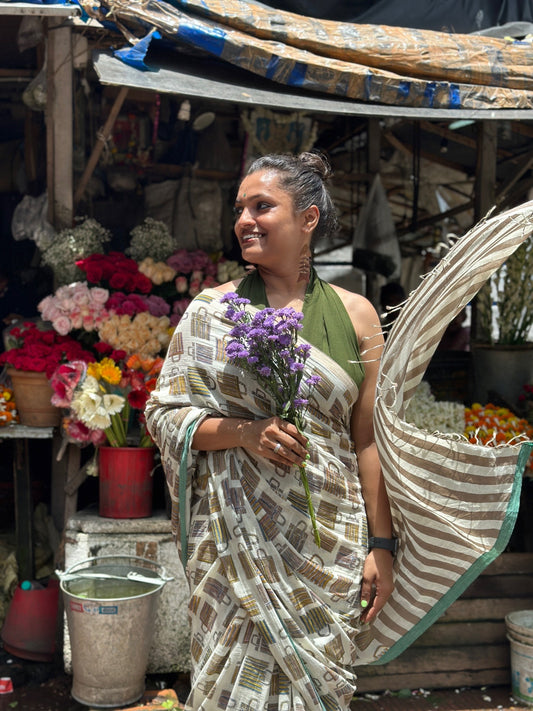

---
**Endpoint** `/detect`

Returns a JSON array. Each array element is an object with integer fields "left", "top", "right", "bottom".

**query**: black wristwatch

[{"left": 368, "top": 537, "right": 398, "bottom": 555}]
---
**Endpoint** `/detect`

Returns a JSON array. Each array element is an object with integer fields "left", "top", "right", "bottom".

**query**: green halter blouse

[{"left": 236, "top": 269, "right": 365, "bottom": 388}]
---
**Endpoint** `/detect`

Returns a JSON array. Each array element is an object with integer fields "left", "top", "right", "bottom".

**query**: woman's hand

[
  {"left": 360, "top": 548, "right": 395, "bottom": 624},
  {"left": 239, "top": 416, "right": 309, "bottom": 466}
]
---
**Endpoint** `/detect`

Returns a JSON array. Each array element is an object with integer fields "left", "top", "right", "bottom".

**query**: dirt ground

[{"left": 0, "top": 646, "right": 525, "bottom": 711}]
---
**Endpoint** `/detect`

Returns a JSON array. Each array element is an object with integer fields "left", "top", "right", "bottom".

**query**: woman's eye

[
  {"left": 257, "top": 202, "right": 270, "bottom": 210},
  {"left": 232, "top": 206, "right": 243, "bottom": 217}
]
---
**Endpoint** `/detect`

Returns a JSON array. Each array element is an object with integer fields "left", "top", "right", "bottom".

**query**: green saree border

[
  {"left": 179, "top": 421, "right": 198, "bottom": 570},
  {"left": 371, "top": 442, "right": 532, "bottom": 666}
]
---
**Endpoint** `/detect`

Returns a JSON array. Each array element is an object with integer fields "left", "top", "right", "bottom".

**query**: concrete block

[{"left": 63, "top": 509, "right": 190, "bottom": 674}]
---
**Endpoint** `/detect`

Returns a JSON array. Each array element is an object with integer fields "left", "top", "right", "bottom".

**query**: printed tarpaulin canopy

[{"left": 82, "top": 0, "right": 533, "bottom": 110}]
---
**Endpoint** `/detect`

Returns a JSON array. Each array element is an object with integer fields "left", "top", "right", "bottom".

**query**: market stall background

[{"left": 0, "top": 0, "right": 532, "bottom": 698}]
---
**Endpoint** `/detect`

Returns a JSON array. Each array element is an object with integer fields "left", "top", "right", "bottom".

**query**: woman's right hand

[{"left": 239, "top": 416, "right": 309, "bottom": 466}]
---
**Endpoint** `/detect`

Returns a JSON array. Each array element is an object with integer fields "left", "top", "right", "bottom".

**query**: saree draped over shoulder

[
  {"left": 146, "top": 287, "right": 368, "bottom": 711},
  {"left": 145, "top": 201, "right": 533, "bottom": 711}
]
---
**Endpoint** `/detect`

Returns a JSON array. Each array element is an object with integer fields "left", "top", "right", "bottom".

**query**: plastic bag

[
  {"left": 352, "top": 174, "right": 402, "bottom": 279},
  {"left": 11, "top": 192, "right": 56, "bottom": 249},
  {"left": 17, "top": 16, "right": 44, "bottom": 53},
  {"left": 22, "top": 65, "right": 47, "bottom": 112}
]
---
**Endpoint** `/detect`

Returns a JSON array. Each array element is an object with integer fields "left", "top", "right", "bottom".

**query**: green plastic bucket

[{"left": 60, "top": 555, "right": 172, "bottom": 708}]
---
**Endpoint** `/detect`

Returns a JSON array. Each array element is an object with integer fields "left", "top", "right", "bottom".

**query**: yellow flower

[{"left": 98, "top": 358, "right": 122, "bottom": 385}]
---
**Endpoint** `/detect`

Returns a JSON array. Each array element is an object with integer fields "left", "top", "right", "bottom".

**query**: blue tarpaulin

[{"left": 80, "top": 0, "right": 533, "bottom": 110}]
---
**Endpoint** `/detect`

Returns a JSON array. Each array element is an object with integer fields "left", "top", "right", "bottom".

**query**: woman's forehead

[{"left": 237, "top": 169, "right": 284, "bottom": 200}]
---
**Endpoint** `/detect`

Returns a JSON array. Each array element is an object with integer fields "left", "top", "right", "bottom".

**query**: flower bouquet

[
  {"left": 221, "top": 293, "right": 321, "bottom": 545},
  {"left": 50, "top": 353, "right": 163, "bottom": 449},
  {"left": 0, "top": 321, "right": 96, "bottom": 427},
  {"left": 41, "top": 218, "right": 111, "bottom": 286},
  {"left": 0, "top": 321, "right": 95, "bottom": 378}
]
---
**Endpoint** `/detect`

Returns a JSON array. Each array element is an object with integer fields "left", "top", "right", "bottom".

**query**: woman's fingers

[{"left": 242, "top": 416, "right": 308, "bottom": 463}]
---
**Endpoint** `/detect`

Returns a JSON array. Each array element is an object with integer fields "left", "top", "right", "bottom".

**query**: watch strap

[{"left": 368, "top": 536, "right": 398, "bottom": 554}]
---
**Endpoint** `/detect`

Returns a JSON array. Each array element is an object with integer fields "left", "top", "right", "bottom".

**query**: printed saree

[
  {"left": 146, "top": 201, "right": 533, "bottom": 710},
  {"left": 146, "top": 290, "right": 369, "bottom": 710}
]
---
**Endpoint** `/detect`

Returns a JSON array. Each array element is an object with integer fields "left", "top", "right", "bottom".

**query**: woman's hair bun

[{"left": 298, "top": 151, "right": 333, "bottom": 181}]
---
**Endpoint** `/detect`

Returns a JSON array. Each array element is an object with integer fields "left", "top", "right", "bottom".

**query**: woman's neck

[{"left": 257, "top": 266, "right": 309, "bottom": 310}]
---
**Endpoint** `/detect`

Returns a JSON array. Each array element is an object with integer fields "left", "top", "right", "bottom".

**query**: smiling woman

[{"left": 146, "top": 151, "right": 395, "bottom": 711}]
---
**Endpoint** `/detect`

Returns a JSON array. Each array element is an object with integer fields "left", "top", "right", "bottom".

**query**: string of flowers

[
  {"left": 221, "top": 293, "right": 322, "bottom": 545},
  {"left": 465, "top": 402, "right": 533, "bottom": 468},
  {"left": 476, "top": 236, "right": 533, "bottom": 345},
  {"left": 405, "top": 381, "right": 465, "bottom": 434},
  {"left": 0, "top": 387, "right": 18, "bottom": 426},
  {"left": 465, "top": 403, "right": 533, "bottom": 445}
]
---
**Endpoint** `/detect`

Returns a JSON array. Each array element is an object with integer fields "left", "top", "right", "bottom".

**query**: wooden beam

[
  {"left": 496, "top": 148, "right": 533, "bottom": 206},
  {"left": 420, "top": 120, "right": 512, "bottom": 159},
  {"left": 396, "top": 199, "right": 474, "bottom": 236},
  {"left": 46, "top": 17, "right": 74, "bottom": 229},
  {"left": 73, "top": 86, "right": 129, "bottom": 208},
  {"left": 383, "top": 130, "right": 467, "bottom": 173},
  {"left": 13, "top": 439, "right": 34, "bottom": 580}
]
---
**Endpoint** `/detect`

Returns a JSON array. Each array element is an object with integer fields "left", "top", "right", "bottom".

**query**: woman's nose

[{"left": 236, "top": 206, "right": 254, "bottom": 226}]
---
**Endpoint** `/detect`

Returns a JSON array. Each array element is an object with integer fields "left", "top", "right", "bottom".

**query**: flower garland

[
  {"left": 465, "top": 403, "right": 533, "bottom": 446},
  {"left": 0, "top": 387, "right": 18, "bottom": 426},
  {"left": 404, "top": 381, "right": 465, "bottom": 434}
]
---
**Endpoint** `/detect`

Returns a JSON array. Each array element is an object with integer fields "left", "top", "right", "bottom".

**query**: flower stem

[{"left": 299, "top": 463, "right": 320, "bottom": 546}]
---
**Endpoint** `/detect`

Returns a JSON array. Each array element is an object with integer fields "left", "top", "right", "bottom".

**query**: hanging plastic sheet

[{"left": 81, "top": 0, "right": 533, "bottom": 109}]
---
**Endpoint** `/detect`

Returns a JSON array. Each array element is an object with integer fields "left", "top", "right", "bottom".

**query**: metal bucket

[
  {"left": 59, "top": 555, "right": 172, "bottom": 708},
  {"left": 506, "top": 611, "right": 533, "bottom": 706}
]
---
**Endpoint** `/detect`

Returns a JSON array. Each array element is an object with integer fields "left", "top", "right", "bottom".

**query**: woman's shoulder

[
  {"left": 328, "top": 284, "right": 379, "bottom": 320},
  {"left": 213, "top": 279, "right": 244, "bottom": 294},
  {"left": 328, "top": 283, "right": 382, "bottom": 344}
]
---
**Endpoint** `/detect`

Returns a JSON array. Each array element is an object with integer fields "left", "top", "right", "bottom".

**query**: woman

[{"left": 146, "top": 152, "right": 394, "bottom": 710}]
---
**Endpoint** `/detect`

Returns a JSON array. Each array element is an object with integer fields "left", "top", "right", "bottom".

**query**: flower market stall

[{"left": 1, "top": 0, "right": 533, "bottom": 694}]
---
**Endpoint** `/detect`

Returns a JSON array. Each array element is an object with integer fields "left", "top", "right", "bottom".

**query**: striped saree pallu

[
  {"left": 361, "top": 201, "right": 533, "bottom": 665},
  {"left": 146, "top": 290, "right": 371, "bottom": 711}
]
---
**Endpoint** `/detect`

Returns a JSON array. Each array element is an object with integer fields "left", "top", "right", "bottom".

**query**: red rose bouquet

[{"left": 0, "top": 322, "right": 95, "bottom": 378}]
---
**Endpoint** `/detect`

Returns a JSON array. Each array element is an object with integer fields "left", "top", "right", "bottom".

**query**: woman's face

[{"left": 234, "top": 170, "right": 315, "bottom": 268}]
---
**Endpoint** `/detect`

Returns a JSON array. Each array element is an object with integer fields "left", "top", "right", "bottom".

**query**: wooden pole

[{"left": 46, "top": 17, "right": 74, "bottom": 229}]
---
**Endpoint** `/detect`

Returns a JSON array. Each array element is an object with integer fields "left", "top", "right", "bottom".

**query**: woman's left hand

[{"left": 360, "top": 548, "right": 394, "bottom": 624}]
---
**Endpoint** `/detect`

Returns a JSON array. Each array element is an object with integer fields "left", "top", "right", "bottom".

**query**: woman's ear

[{"left": 302, "top": 205, "right": 320, "bottom": 233}]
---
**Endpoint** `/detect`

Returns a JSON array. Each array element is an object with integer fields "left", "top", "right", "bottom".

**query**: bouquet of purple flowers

[{"left": 221, "top": 293, "right": 321, "bottom": 545}]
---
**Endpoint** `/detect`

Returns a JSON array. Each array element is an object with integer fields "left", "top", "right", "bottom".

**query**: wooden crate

[{"left": 356, "top": 552, "right": 533, "bottom": 692}]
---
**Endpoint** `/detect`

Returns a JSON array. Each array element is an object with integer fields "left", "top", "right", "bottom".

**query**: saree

[
  {"left": 146, "top": 201, "right": 533, "bottom": 709},
  {"left": 146, "top": 290, "right": 369, "bottom": 710}
]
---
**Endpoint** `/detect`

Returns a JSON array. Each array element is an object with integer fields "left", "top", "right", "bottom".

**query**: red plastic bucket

[
  {"left": 98, "top": 447, "right": 154, "bottom": 519},
  {"left": 1, "top": 579, "right": 60, "bottom": 661}
]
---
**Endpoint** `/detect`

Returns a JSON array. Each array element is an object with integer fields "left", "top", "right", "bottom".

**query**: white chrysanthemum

[{"left": 71, "top": 376, "right": 125, "bottom": 430}]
